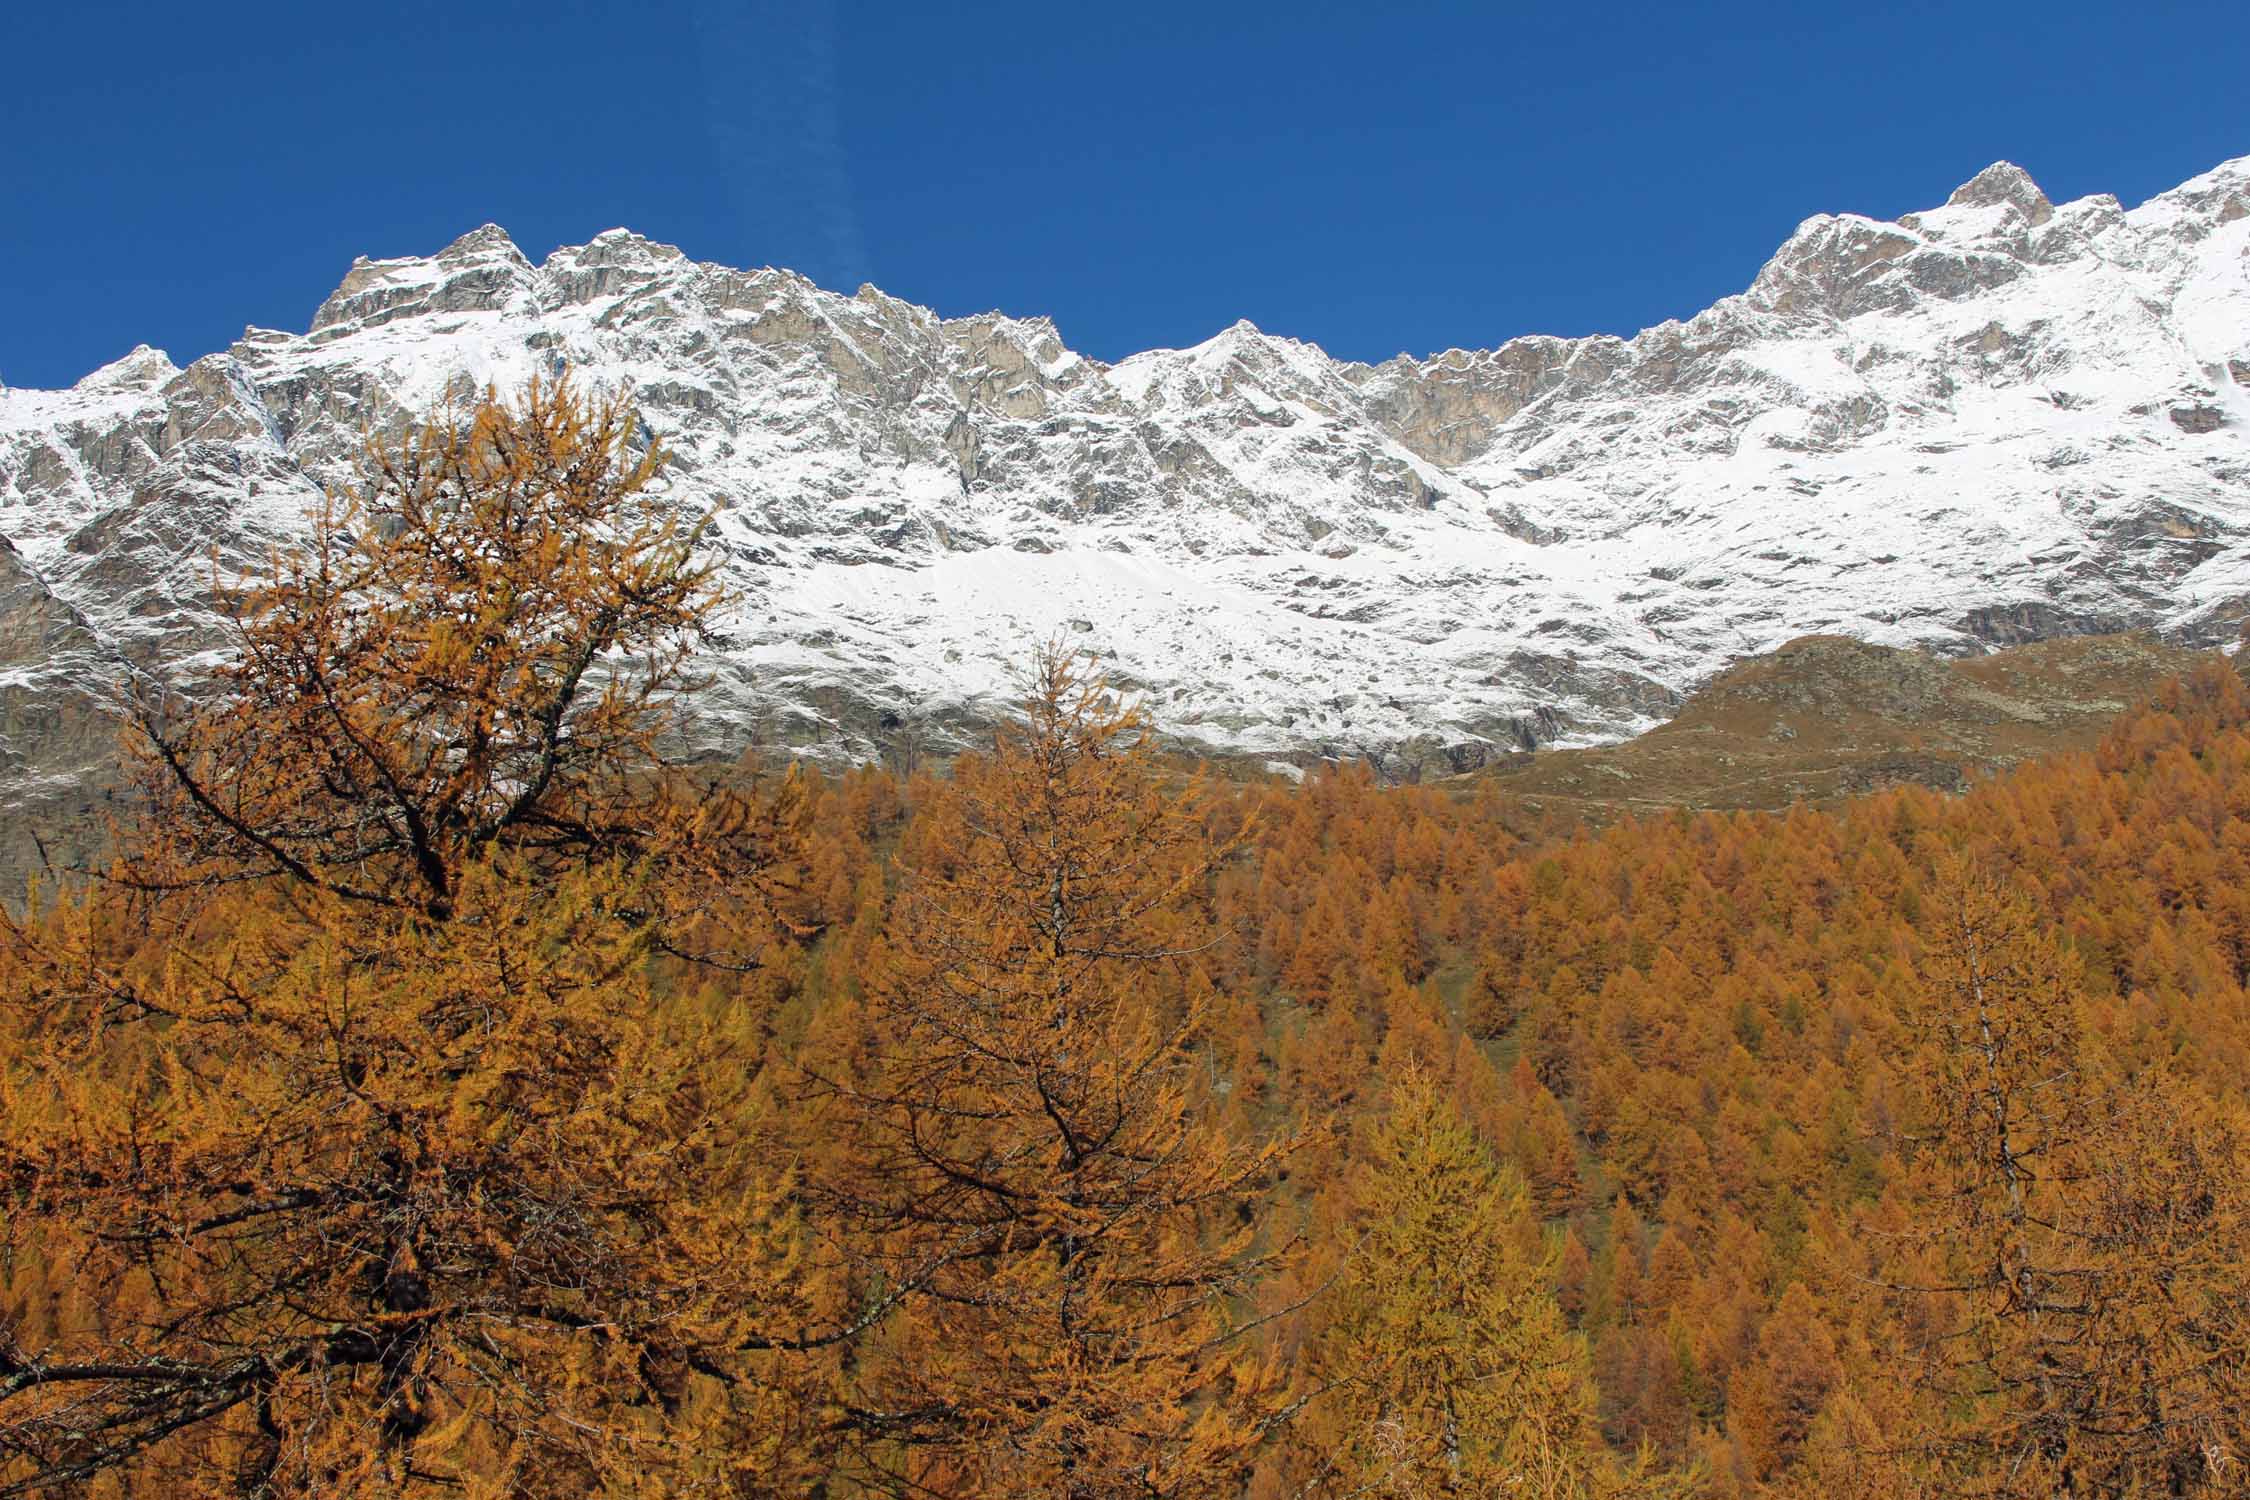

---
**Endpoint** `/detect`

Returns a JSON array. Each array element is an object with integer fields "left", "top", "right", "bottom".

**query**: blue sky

[{"left": 5, "top": 0, "right": 2244, "bottom": 390}]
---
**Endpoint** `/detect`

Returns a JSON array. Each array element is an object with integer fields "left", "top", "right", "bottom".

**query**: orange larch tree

[
  {"left": 0, "top": 377, "right": 837, "bottom": 1498},
  {"left": 1881, "top": 855, "right": 2250, "bottom": 1497},
  {"left": 1297, "top": 1068, "right": 1632, "bottom": 1499},
  {"left": 816, "top": 645, "right": 1295, "bottom": 1498}
]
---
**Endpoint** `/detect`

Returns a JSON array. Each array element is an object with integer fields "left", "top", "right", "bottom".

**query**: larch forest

[{"left": 6, "top": 380, "right": 2250, "bottom": 1499}]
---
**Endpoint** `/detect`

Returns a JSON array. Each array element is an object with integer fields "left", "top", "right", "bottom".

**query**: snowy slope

[{"left": 1, "top": 156, "right": 2246, "bottom": 791}]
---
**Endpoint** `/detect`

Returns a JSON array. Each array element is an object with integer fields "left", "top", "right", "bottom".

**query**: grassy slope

[{"left": 1466, "top": 631, "right": 2207, "bottom": 820}]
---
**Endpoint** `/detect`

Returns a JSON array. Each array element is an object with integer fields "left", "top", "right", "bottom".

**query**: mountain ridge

[{"left": 1, "top": 153, "right": 2246, "bottom": 822}]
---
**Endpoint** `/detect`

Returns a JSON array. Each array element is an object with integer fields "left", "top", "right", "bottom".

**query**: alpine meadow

[{"left": 7, "top": 374, "right": 2250, "bottom": 1498}]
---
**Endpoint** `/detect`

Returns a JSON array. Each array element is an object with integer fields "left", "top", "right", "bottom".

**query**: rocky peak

[
  {"left": 1745, "top": 213, "right": 1925, "bottom": 318},
  {"left": 2131, "top": 154, "right": 2250, "bottom": 242},
  {"left": 540, "top": 228, "right": 692, "bottom": 304},
  {"left": 1110, "top": 319, "right": 1363, "bottom": 417},
  {"left": 311, "top": 224, "right": 538, "bottom": 334},
  {"left": 1942, "top": 161, "right": 2055, "bottom": 226},
  {"left": 437, "top": 222, "right": 531, "bottom": 264},
  {"left": 75, "top": 344, "right": 181, "bottom": 395}
]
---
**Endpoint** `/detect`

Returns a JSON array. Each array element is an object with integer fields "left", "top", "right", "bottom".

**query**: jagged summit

[
  {"left": 1, "top": 154, "right": 2246, "bottom": 814},
  {"left": 1943, "top": 160, "right": 2054, "bottom": 223},
  {"left": 74, "top": 345, "right": 179, "bottom": 394},
  {"left": 440, "top": 222, "right": 528, "bottom": 258}
]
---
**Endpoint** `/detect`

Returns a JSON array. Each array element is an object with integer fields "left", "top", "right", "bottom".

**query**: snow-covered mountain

[{"left": 2, "top": 156, "right": 2247, "bottom": 811}]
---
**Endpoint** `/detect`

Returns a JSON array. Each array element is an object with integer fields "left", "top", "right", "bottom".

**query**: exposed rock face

[
  {"left": 1, "top": 155, "right": 2247, "bottom": 823},
  {"left": 0, "top": 532, "right": 128, "bottom": 887}
]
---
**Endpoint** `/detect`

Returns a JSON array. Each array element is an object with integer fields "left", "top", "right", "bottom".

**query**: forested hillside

[{"left": 6, "top": 385, "right": 2249, "bottom": 1498}]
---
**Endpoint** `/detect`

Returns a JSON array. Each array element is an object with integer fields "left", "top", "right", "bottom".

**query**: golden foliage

[
  {"left": 2, "top": 379, "right": 822, "bottom": 1497},
  {"left": 4, "top": 862, "right": 824, "bottom": 1497},
  {"left": 1300, "top": 1066, "right": 1614, "bottom": 1498},
  {"left": 814, "top": 645, "right": 1294, "bottom": 1498},
  {"left": 1874, "top": 858, "right": 2250, "bottom": 1496},
  {"left": 120, "top": 373, "right": 796, "bottom": 956}
]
